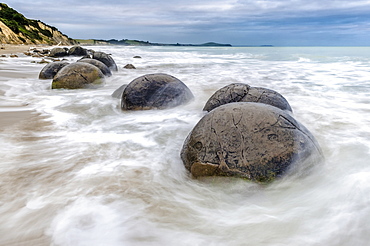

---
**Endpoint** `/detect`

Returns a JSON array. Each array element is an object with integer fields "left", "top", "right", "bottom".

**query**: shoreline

[
  {"left": 0, "top": 44, "right": 46, "bottom": 129},
  {"left": 0, "top": 44, "right": 36, "bottom": 55}
]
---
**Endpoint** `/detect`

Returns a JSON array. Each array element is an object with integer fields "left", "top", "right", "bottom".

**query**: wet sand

[
  {"left": 0, "top": 44, "right": 34, "bottom": 55},
  {"left": 0, "top": 45, "right": 44, "bottom": 129}
]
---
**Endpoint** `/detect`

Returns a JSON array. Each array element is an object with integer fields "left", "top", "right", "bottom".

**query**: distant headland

[{"left": 76, "top": 39, "right": 232, "bottom": 47}]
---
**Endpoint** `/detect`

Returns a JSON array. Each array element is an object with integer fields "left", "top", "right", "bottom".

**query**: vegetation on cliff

[{"left": 0, "top": 3, "right": 75, "bottom": 45}]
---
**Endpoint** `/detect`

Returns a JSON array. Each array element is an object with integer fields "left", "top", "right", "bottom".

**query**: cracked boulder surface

[
  {"left": 39, "top": 61, "right": 69, "bottom": 79},
  {"left": 77, "top": 58, "right": 112, "bottom": 77},
  {"left": 52, "top": 63, "right": 105, "bottom": 89},
  {"left": 92, "top": 51, "right": 118, "bottom": 72},
  {"left": 121, "top": 73, "right": 194, "bottom": 110},
  {"left": 181, "top": 102, "right": 323, "bottom": 183},
  {"left": 203, "top": 83, "right": 292, "bottom": 112}
]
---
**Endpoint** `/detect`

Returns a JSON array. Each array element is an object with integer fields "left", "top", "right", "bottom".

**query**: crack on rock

[
  {"left": 273, "top": 115, "right": 297, "bottom": 129},
  {"left": 256, "top": 91, "right": 265, "bottom": 103}
]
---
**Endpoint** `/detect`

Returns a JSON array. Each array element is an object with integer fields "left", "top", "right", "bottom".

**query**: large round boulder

[
  {"left": 68, "top": 46, "right": 88, "bottom": 56},
  {"left": 203, "top": 83, "right": 292, "bottom": 112},
  {"left": 49, "top": 47, "right": 68, "bottom": 57},
  {"left": 92, "top": 52, "right": 118, "bottom": 71},
  {"left": 39, "top": 61, "right": 69, "bottom": 79},
  {"left": 77, "top": 58, "right": 112, "bottom": 77},
  {"left": 52, "top": 63, "right": 104, "bottom": 89},
  {"left": 181, "top": 102, "right": 323, "bottom": 183},
  {"left": 121, "top": 73, "right": 194, "bottom": 110}
]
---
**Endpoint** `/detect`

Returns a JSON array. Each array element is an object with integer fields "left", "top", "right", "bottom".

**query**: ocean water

[{"left": 1, "top": 46, "right": 370, "bottom": 246}]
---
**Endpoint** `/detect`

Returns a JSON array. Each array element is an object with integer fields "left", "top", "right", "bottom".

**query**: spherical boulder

[
  {"left": 203, "top": 83, "right": 292, "bottom": 112},
  {"left": 181, "top": 102, "right": 323, "bottom": 183},
  {"left": 39, "top": 61, "right": 69, "bottom": 79},
  {"left": 68, "top": 46, "right": 88, "bottom": 56},
  {"left": 77, "top": 58, "right": 112, "bottom": 77},
  {"left": 92, "top": 51, "right": 118, "bottom": 71},
  {"left": 121, "top": 73, "right": 194, "bottom": 110},
  {"left": 49, "top": 47, "right": 68, "bottom": 57},
  {"left": 52, "top": 63, "right": 104, "bottom": 89}
]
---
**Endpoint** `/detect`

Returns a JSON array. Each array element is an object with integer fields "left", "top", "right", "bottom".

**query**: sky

[{"left": 4, "top": 0, "right": 370, "bottom": 46}]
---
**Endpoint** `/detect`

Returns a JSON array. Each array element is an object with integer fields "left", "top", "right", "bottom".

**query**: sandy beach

[
  {"left": 0, "top": 44, "right": 45, "bottom": 129},
  {"left": 0, "top": 44, "right": 35, "bottom": 55}
]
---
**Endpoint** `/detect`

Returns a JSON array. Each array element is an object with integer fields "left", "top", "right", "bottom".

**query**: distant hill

[
  {"left": 77, "top": 39, "right": 232, "bottom": 47},
  {"left": 0, "top": 3, "right": 76, "bottom": 45}
]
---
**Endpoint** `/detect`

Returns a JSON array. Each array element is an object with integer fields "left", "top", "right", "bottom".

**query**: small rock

[{"left": 123, "top": 64, "right": 136, "bottom": 69}]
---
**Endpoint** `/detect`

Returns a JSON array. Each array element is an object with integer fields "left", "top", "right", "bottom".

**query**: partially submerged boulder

[
  {"left": 39, "top": 61, "right": 69, "bottom": 79},
  {"left": 52, "top": 63, "right": 104, "bottom": 89},
  {"left": 121, "top": 73, "right": 194, "bottom": 110},
  {"left": 49, "top": 47, "right": 68, "bottom": 57},
  {"left": 123, "top": 64, "right": 136, "bottom": 69},
  {"left": 68, "top": 46, "right": 88, "bottom": 56},
  {"left": 92, "top": 51, "right": 118, "bottom": 71},
  {"left": 181, "top": 102, "right": 323, "bottom": 183},
  {"left": 203, "top": 83, "right": 292, "bottom": 112},
  {"left": 77, "top": 58, "right": 112, "bottom": 77},
  {"left": 112, "top": 84, "right": 127, "bottom": 99}
]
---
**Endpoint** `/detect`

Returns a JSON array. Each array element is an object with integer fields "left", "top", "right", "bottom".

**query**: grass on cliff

[{"left": 0, "top": 3, "right": 54, "bottom": 43}]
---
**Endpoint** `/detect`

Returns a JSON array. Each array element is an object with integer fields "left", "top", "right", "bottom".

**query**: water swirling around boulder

[
  {"left": 181, "top": 102, "right": 323, "bottom": 183},
  {"left": 121, "top": 73, "right": 194, "bottom": 110},
  {"left": 52, "top": 63, "right": 105, "bottom": 89},
  {"left": 203, "top": 83, "right": 292, "bottom": 112}
]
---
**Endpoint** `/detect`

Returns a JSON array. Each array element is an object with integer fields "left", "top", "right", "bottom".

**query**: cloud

[{"left": 6, "top": 0, "right": 370, "bottom": 45}]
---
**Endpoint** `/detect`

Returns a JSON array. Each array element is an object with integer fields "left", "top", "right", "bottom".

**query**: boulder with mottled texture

[
  {"left": 181, "top": 102, "right": 322, "bottom": 183},
  {"left": 77, "top": 58, "right": 112, "bottom": 77},
  {"left": 203, "top": 83, "right": 292, "bottom": 112},
  {"left": 92, "top": 51, "right": 118, "bottom": 71},
  {"left": 52, "top": 63, "right": 104, "bottom": 89},
  {"left": 39, "top": 61, "right": 69, "bottom": 79},
  {"left": 121, "top": 73, "right": 194, "bottom": 110}
]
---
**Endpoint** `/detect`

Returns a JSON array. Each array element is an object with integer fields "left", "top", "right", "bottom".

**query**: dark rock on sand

[
  {"left": 52, "top": 63, "right": 104, "bottom": 89},
  {"left": 77, "top": 58, "right": 112, "bottom": 77},
  {"left": 203, "top": 83, "right": 292, "bottom": 112},
  {"left": 49, "top": 47, "right": 68, "bottom": 57},
  {"left": 181, "top": 102, "right": 322, "bottom": 183},
  {"left": 39, "top": 61, "right": 69, "bottom": 79},
  {"left": 92, "top": 51, "right": 118, "bottom": 71},
  {"left": 121, "top": 73, "right": 194, "bottom": 110},
  {"left": 68, "top": 46, "right": 88, "bottom": 56}
]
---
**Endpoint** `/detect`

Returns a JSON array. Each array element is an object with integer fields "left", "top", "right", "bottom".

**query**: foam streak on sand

[{"left": 0, "top": 44, "right": 48, "bottom": 128}]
